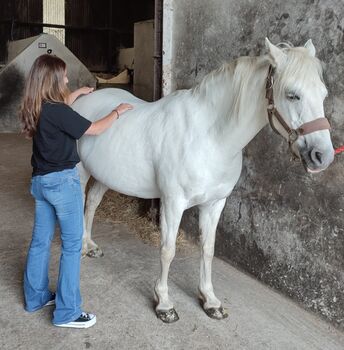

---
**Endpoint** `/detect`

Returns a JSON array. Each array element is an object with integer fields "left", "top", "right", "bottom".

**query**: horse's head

[{"left": 265, "top": 38, "right": 334, "bottom": 173}]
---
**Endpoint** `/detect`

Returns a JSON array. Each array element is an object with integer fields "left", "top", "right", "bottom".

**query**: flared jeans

[{"left": 24, "top": 167, "right": 84, "bottom": 324}]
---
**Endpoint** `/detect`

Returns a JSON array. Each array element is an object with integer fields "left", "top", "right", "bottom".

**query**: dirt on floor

[{"left": 95, "top": 189, "right": 188, "bottom": 249}]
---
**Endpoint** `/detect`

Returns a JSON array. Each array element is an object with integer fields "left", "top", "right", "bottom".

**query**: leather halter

[{"left": 265, "top": 65, "right": 330, "bottom": 151}]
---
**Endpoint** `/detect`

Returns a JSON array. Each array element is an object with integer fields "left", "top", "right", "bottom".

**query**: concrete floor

[{"left": 0, "top": 133, "right": 343, "bottom": 350}]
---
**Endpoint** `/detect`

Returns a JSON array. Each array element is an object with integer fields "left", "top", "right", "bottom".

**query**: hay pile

[{"left": 95, "top": 190, "right": 188, "bottom": 248}]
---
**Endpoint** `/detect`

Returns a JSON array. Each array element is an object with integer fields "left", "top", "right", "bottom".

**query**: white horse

[{"left": 73, "top": 39, "right": 334, "bottom": 323}]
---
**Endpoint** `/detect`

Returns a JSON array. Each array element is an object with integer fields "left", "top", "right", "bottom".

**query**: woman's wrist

[{"left": 113, "top": 109, "right": 119, "bottom": 119}]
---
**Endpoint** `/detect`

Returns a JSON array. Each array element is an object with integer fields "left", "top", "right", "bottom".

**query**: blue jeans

[{"left": 24, "top": 167, "right": 84, "bottom": 324}]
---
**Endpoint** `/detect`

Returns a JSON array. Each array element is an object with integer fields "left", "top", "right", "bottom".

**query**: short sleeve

[{"left": 47, "top": 103, "right": 92, "bottom": 139}]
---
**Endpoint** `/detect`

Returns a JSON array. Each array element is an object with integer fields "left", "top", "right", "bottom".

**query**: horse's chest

[{"left": 181, "top": 157, "right": 243, "bottom": 207}]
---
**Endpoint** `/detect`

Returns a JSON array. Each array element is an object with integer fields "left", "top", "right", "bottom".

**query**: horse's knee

[
  {"left": 202, "top": 244, "right": 214, "bottom": 260},
  {"left": 161, "top": 245, "right": 176, "bottom": 262}
]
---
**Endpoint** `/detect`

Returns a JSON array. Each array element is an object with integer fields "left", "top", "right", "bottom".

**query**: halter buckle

[{"left": 288, "top": 129, "right": 299, "bottom": 143}]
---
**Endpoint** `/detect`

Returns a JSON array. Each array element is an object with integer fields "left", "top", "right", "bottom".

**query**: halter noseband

[{"left": 265, "top": 65, "right": 330, "bottom": 153}]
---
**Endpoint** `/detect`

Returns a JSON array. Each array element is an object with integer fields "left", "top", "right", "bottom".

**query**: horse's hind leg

[
  {"left": 77, "top": 162, "right": 90, "bottom": 206},
  {"left": 77, "top": 162, "right": 91, "bottom": 256},
  {"left": 83, "top": 180, "right": 108, "bottom": 258},
  {"left": 154, "top": 198, "right": 185, "bottom": 323},
  {"left": 198, "top": 198, "right": 228, "bottom": 320}
]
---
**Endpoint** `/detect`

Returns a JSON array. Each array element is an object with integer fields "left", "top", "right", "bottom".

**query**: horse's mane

[
  {"left": 190, "top": 44, "right": 325, "bottom": 123},
  {"left": 191, "top": 56, "right": 268, "bottom": 123}
]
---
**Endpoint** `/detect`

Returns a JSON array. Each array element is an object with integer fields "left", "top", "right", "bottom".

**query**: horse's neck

[{"left": 195, "top": 57, "right": 270, "bottom": 154}]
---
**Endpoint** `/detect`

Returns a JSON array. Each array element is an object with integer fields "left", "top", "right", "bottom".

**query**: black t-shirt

[{"left": 31, "top": 101, "right": 92, "bottom": 176}]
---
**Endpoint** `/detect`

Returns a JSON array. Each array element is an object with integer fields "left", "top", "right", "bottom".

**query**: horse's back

[
  {"left": 72, "top": 88, "right": 146, "bottom": 122},
  {"left": 74, "top": 88, "right": 162, "bottom": 198}
]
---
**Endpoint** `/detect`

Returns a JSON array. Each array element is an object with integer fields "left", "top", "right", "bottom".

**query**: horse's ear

[
  {"left": 265, "top": 38, "right": 287, "bottom": 68},
  {"left": 304, "top": 39, "right": 316, "bottom": 57}
]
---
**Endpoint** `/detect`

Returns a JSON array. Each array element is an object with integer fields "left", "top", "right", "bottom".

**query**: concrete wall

[{"left": 170, "top": 0, "right": 344, "bottom": 328}]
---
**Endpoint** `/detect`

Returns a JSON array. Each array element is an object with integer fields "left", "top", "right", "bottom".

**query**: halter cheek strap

[{"left": 265, "top": 65, "right": 330, "bottom": 148}]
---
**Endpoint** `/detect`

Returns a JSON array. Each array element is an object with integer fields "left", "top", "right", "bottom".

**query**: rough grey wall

[
  {"left": 0, "top": 34, "right": 97, "bottom": 132},
  {"left": 172, "top": 0, "right": 344, "bottom": 328},
  {"left": 0, "top": 64, "right": 25, "bottom": 132}
]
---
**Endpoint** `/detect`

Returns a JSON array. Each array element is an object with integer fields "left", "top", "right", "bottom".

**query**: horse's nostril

[
  {"left": 309, "top": 149, "right": 323, "bottom": 165},
  {"left": 315, "top": 151, "right": 322, "bottom": 163}
]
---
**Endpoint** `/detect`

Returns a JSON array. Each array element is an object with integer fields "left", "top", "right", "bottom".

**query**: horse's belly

[
  {"left": 91, "top": 163, "right": 160, "bottom": 199},
  {"left": 79, "top": 138, "right": 160, "bottom": 198}
]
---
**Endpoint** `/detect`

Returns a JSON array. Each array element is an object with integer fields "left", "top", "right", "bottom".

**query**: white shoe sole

[{"left": 54, "top": 316, "right": 96, "bottom": 329}]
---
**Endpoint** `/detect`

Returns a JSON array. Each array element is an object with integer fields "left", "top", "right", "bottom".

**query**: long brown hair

[{"left": 19, "top": 54, "right": 69, "bottom": 138}]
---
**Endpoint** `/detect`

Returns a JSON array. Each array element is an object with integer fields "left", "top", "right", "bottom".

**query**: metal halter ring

[{"left": 288, "top": 129, "right": 299, "bottom": 144}]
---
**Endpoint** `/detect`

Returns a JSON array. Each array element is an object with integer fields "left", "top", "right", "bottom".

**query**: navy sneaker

[
  {"left": 43, "top": 292, "right": 56, "bottom": 307},
  {"left": 54, "top": 312, "right": 96, "bottom": 329}
]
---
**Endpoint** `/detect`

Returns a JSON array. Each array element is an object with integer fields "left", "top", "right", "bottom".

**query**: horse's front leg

[
  {"left": 154, "top": 198, "right": 185, "bottom": 323},
  {"left": 83, "top": 180, "right": 108, "bottom": 258},
  {"left": 198, "top": 198, "right": 228, "bottom": 320}
]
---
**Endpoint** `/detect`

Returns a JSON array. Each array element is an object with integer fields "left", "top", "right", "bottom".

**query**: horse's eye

[{"left": 286, "top": 92, "right": 300, "bottom": 101}]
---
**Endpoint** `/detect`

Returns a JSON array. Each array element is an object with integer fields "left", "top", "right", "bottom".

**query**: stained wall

[{"left": 170, "top": 0, "right": 344, "bottom": 328}]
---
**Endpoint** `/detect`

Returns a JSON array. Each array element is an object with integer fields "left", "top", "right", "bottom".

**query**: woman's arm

[
  {"left": 67, "top": 87, "right": 94, "bottom": 105},
  {"left": 84, "top": 103, "right": 133, "bottom": 136}
]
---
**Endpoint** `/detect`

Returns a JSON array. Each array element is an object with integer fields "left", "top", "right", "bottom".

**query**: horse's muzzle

[{"left": 299, "top": 146, "right": 334, "bottom": 173}]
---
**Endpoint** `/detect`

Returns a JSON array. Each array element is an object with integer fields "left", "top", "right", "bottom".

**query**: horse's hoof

[
  {"left": 156, "top": 308, "right": 179, "bottom": 323},
  {"left": 204, "top": 306, "right": 228, "bottom": 320},
  {"left": 86, "top": 247, "right": 104, "bottom": 258}
]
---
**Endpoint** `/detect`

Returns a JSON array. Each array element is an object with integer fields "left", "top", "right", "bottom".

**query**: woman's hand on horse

[
  {"left": 85, "top": 103, "right": 134, "bottom": 135},
  {"left": 67, "top": 87, "right": 94, "bottom": 105},
  {"left": 115, "top": 103, "right": 134, "bottom": 117},
  {"left": 78, "top": 86, "right": 94, "bottom": 95}
]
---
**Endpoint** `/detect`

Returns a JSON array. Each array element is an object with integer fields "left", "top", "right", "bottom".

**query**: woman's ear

[{"left": 265, "top": 38, "right": 287, "bottom": 68}]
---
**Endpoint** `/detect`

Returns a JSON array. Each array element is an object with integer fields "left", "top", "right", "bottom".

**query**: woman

[{"left": 20, "top": 54, "right": 133, "bottom": 328}]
